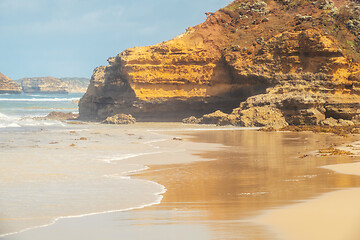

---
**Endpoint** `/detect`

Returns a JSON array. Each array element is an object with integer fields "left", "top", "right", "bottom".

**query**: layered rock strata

[
  {"left": 0, "top": 73, "right": 21, "bottom": 94},
  {"left": 80, "top": 0, "right": 360, "bottom": 126},
  {"left": 60, "top": 78, "right": 90, "bottom": 93},
  {"left": 20, "top": 77, "right": 69, "bottom": 94}
]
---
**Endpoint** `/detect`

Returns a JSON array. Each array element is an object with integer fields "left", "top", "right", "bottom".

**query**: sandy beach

[{"left": 2, "top": 123, "right": 360, "bottom": 240}]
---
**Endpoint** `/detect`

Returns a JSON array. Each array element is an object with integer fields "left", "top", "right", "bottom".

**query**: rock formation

[
  {"left": 60, "top": 78, "right": 90, "bottom": 93},
  {"left": 102, "top": 114, "right": 136, "bottom": 124},
  {"left": 0, "top": 73, "right": 21, "bottom": 94},
  {"left": 18, "top": 77, "right": 89, "bottom": 94},
  {"left": 44, "top": 111, "right": 79, "bottom": 121},
  {"left": 79, "top": 0, "right": 360, "bottom": 127},
  {"left": 20, "top": 77, "right": 69, "bottom": 94}
]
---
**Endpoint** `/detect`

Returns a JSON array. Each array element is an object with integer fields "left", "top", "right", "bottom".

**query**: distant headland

[{"left": 0, "top": 74, "right": 90, "bottom": 94}]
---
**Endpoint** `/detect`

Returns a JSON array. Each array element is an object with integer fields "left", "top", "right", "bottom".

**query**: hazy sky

[{"left": 0, "top": 0, "right": 228, "bottom": 79}]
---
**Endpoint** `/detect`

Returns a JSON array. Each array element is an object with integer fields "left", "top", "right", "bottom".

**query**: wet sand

[
  {"left": 136, "top": 130, "right": 360, "bottom": 239},
  {"left": 255, "top": 141, "right": 360, "bottom": 240},
  {"left": 3, "top": 125, "right": 360, "bottom": 239}
]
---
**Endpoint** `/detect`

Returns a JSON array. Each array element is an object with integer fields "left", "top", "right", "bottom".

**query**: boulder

[
  {"left": 199, "top": 110, "right": 229, "bottom": 124},
  {"left": 182, "top": 116, "right": 201, "bottom": 124},
  {"left": 237, "top": 106, "right": 288, "bottom": 129},
  {"left": 102, "top": 114, "right": 136, "bottom": 125},
  {"left": 45, "top": 111, "right": 79, "bottom": 121},
  {"left": 321, "top": 117, "right": 355, "bottom": 127}
]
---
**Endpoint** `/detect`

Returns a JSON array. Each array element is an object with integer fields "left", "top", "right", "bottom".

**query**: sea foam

[{"left": 0, "top": 98, "right": 79, "bottom": 102}]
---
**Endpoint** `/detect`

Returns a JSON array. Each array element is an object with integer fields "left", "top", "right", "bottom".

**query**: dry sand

[
  {"left": 256, "top": 141, "right": 360, "bottom": 240},
  {"left": 256, "top": 188, "right": 360, "bottom": 240}
]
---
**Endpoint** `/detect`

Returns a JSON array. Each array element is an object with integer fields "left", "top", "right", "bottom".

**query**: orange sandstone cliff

[
  {"left": 79, "top": 0, "right": 360, "bottom": 126},
  {"left": 0, "top": 73, "right": 21, "bottom": 94}
]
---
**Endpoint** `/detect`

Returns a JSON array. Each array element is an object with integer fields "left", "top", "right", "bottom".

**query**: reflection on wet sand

[{"left": 137, "top": 130, "right": 360, "bottom": 239}]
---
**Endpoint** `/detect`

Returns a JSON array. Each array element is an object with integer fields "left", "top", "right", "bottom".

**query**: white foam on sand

[
  {"left": 0, "top": 123, "right": 228, "bottom": 239},
  {"left": 102, "top": 149, "right": 186, "bottom": 163},
  {"left": 0, "top": 98, "right": 79, "bottom": 102},
  {"left": 0, "top": 166, "right": 167, "bottom": 239},
  {"left": 102, "top": 151, "right": 169, "bottom": 163},
  {"left": 0, "top": 112, "right": 66, "bottom": 129}
]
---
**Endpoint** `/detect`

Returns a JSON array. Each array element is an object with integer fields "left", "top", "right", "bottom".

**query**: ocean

[
  {"left": 0, "top": 93, "right": 82, "bottom": 129},
  {"left": 0, "top": 93, "right": 170, "bottom": 238}
]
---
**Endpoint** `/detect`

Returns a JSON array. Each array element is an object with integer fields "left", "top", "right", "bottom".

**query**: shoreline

[
  {"left": 0, "top": 123, "right": 233, "bottom": 239},
  {"left": 0, "top": 185, "right": 166, "bottom": 239},
  {"left": 133, "top": 128, "right": 360, "bottom": 239},
  {"left": 3, "top": 123, "right": 360, "bottom": 239}
]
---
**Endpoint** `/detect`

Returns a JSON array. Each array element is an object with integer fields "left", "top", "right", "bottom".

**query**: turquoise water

[
  {"left": 0, "top": 93, "right": 83, "bottom": 129},
  {"left": 0, "top": 93, "right": 83, "bottom": 117}
]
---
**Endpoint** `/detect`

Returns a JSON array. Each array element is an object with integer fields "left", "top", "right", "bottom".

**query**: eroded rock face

[
  {"left": 0, "top": 73, "right": 21, "bottom": 94},
  {"left": 20, "top": 77, "right": 69, "bottom": 94},
  {"left": 80, "top": 0, "right": 360, "bottom": 126},
  {"left": 60, "top": 78, "right": 90, "bottom": 93}
]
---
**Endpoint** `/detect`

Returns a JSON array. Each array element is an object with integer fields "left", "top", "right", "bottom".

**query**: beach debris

[
  {"left": 263, "top": 125, "right": 360, "bottom": 137},
  {"left": 318, "top": 147, "right": 352, "bottom": 156},
  {"left": 49, "top": 142, "right": 59, "bottom": 144},
  {"left": 66, "top": 121, "right": 87, "bottom": 125},
  {"left": 173, "top": 137, "right": 183, "bottom": 141},
  {"left": 79, "top": 137, "right": 87, "bottom": 140},
  {"left": 102, "top": 114, "right": 136, "bottom": 125},
  {"left": 69, "top": 143, "right": 76, "bottom": 147}
]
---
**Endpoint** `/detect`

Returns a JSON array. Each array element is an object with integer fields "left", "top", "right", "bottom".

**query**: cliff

[
  {"left": 0, "top": 73, "right": 21, "bottom": 94},
  {"left": 20, "top": 77, "right": 69, "bottom": 94},
  {"left": 79, "top": 0, "right": 360, "bottom": 126},
  {"left": 18, "top": 77, "right": 89, "bottom": 94},
  {"left": 60, "top": 78, "right": 90, "bottom": 93}
]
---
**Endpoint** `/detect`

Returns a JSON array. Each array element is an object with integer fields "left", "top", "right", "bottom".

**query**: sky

[{"left": 0, "top": 0, "right": 229, "bottom": 80}]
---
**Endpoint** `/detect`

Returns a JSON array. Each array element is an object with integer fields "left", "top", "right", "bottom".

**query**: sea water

[
  {"left": 0, "top": 93, "right": 83, "bottom": 128},
  {"left": 0, "top": 93, "right": 168, "bottom": 238}
]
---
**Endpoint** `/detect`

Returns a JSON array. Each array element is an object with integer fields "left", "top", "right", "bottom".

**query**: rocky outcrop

[
  {"left": 0, "top": 73, "right": 21, "bottom": 94},
  {"left": 20, "top": 77, "right": 69, "bottom": 94},
  {"left": 60, "top": 78, "right": 90, "bottom": 93},
  {"left": 102, "top": 114, "right": 136, "bottom": 124},
  {"left": 18, "top": 77, "right": 90, "bottom": 93},
  {"left": 79, "top": 0, "right": 360, "bottom": 126},
  {"left": 44, "top": 111, "right": 79, "bottom": 121}
]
